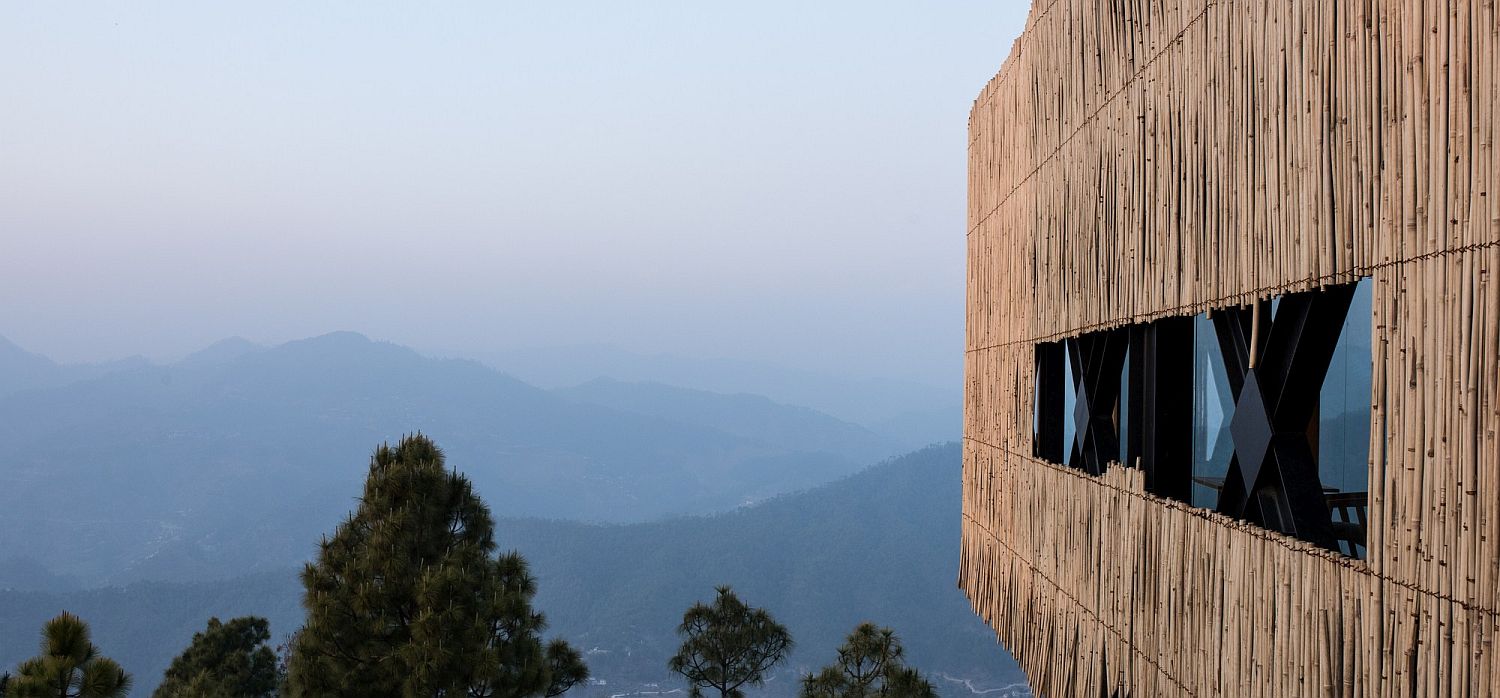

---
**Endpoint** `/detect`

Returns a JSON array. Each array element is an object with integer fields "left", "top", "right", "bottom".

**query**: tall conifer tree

[
  {"left": 286, "top": 435, "right": 586, "bottom": 697},
  {"left": 799, "top": 624, "right": 935, "bottom": 698},
  {"left": 6, "top": 612, "right": 130, "bottom": 698},
  {"left": 668, "top": 587, "right": 793, "bottom": 698},
  {"left": 154, "top": 616, "right": 279, "bottom": 698}
]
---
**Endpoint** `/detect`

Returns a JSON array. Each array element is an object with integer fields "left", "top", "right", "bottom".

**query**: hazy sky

[{"left": 0, "top": 2, "right": 1028, "bottom": 387}]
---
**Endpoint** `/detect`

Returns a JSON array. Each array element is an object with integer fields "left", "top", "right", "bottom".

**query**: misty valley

[{"left": 0, "top": 333, "right": 1026, "bottom": 696}]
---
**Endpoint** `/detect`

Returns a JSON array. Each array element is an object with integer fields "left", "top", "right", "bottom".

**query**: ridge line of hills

[
  {"left": 0, "top": 332, "right": 958, "bottom": 439},
  {"left": 0, "top": 330, "right": 953, "bottom": 585}
]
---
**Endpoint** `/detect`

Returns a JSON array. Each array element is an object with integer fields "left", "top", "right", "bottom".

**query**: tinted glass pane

[
  {"left": 1319, "top": 279, "right": 1373, "bottom": 495},
  {"left": 1062, "top": 345, "right": 1076, "bottom": 462},
  {"left": 1191, "top": 314, "right": 1234, "bottom": 508},
  {"left": 1032, "top": 370, "right": 1039, "bottom": 437},
  {"left": 1118, "top": 345, "right": 1130, "bottom": 466}
]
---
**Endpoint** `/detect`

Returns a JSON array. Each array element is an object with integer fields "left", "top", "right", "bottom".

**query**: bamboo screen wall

[{"left": 960, "top": 1, "right": 1499, "bottom": 697}]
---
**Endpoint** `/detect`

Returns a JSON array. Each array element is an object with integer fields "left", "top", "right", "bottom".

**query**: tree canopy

[
  {"left": 154, "top": 616, "right": 280, "bottom": 698},
  {"left": 800, "top": 623, "right": 935, "bottom": 698},
  {"left": 6, "top": 612, "right": 131, "bottom": 698},
  {"left": 668, "top": 586, "right": 793, "bottom": 698},
  {"left": 285, "top": 434, "right": 586, "bottom": 697}
]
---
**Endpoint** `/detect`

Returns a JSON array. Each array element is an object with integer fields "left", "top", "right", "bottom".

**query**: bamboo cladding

[{"left": 961, "top": 1, "right": 1500, "bottom": 697}]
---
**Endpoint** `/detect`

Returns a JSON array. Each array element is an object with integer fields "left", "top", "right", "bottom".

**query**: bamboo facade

[{"left": 960, "top": 1, "right": 1499, "bottom": 697}]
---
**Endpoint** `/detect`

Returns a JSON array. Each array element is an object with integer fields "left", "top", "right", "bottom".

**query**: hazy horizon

[
  {"left": 0, "top": 5, "right": 1037, "bottom": 694},
  {"left": 0, "top": 2, "right": 1028, "bottom": 389},
  {"left": 0, "top": 329, "right": 960, "bottom": 398}
]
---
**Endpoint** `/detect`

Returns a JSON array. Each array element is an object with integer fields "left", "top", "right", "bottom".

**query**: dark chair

[{"left": 1325, "top": 492, "right": 1368, "bottom": 558}]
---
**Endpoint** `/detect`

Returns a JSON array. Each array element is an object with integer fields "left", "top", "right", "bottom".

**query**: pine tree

[
  {"left": 799, "top": 624, "right": 935, "bottom": 698},
  {"left": 285, "top": 434, "right": 586, "bottom": 697},
  {"left": 6, "top": 612, "right": 131, "bottom": 698},
  {"left": 542, "top": 640, "right": 588, "bottom": 698},
  {"left": 154, "top": 616, "right": 280, "bottom": 698},
  {"left": 668, "top": 587, "right": 793, "bottom": 698}
]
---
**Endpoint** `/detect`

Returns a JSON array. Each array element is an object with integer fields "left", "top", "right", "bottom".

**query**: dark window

[
  {"left": 1126, "top": 316, "right": 1195, "bottom": 502},
  {"left": 1033, "top": 279, "right": 1373, "bottom": 558},
  {"left": 1032, "top": 341, "right": 1066, "bottom": 463}
]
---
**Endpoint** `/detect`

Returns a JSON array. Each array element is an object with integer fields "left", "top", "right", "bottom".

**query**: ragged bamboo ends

[{"left": 961, "top": 1, "right": 1500, "bottom": 697}]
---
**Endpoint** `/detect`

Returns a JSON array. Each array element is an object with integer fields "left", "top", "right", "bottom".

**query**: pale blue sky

[{"left": 0, "top": 2, "right": 1028, "bottom": 387}]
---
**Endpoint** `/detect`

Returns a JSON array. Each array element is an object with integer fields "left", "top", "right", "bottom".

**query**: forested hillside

[{"left": 0, "top": 445, "right": 1027, "bottom": 696}]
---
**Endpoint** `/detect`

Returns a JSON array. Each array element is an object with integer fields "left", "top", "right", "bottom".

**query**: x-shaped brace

[
  {"left": 1212, "top": 286, "right": 1355, "bottom": 549},
  {"left": 1066, "top": 329, "right": 1129, "bottom": 476}
]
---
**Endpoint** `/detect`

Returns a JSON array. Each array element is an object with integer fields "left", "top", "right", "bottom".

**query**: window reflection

[
  {"left": 1191, "top": 315, "right": 1234, "bottom": 508},
  {"left": 1319, "top": 281, "right": 1373, "bottom": 496},
  {"left": 1319, "top": 281, "right": 1373, "bottom": 557},
  {"left": 1062, "top": 347, "right": 1076, "bottom": 460},
  {"left": 1118, "top": 345, "right": 1130, "bottom": 466}
]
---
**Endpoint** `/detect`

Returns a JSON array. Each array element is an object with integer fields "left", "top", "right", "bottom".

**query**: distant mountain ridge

[
  {"left": 173, "top": 336, "right": 265, "bottom": 368},
  {"left": 466, "top": 344, "right": 960, "bottom": 448},
  {"left": 555, "top": 377, "right": 899, "bottom": 466},
  {"left": 0, "top": 331, "right": 905, "bottom": 585},
  {"left": 0, "top": 335, "right": 152, "bottom": 399}
]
